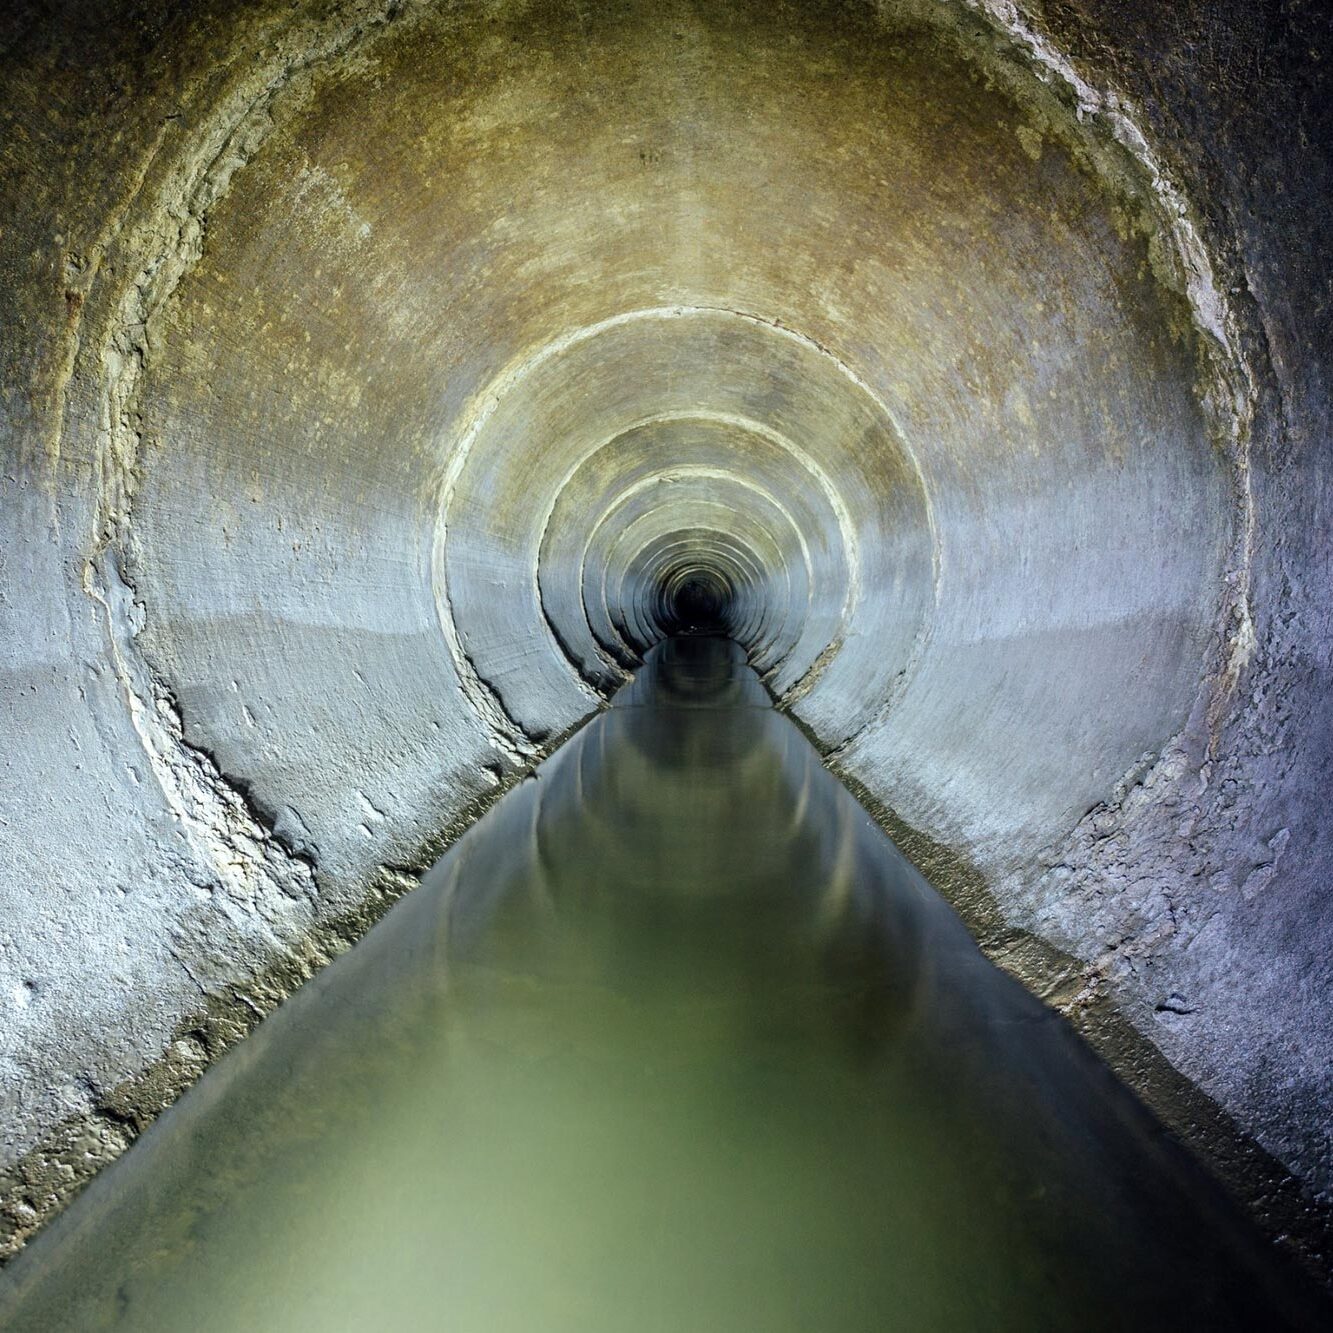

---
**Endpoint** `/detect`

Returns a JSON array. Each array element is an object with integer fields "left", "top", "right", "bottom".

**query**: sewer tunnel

[{"left": 1, "top": 0, "right": 1332, "bottom": 1314}]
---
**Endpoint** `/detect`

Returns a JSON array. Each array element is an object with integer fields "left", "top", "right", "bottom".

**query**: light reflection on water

[{"left": 1, "top": 636, "right": 1326, "bottom": 1331}]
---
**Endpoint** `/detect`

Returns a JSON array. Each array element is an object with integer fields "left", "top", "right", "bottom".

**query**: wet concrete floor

[{"left": 1, "top": 636, "right": 1328, "bottom": 1330}]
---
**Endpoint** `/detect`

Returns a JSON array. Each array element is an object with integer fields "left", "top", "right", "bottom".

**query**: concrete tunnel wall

[{"left": 1, "top": 0, "right": 1331, "bottom": 1272}]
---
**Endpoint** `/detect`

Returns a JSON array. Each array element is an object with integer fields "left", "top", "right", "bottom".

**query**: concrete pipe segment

[{"left": 1, "top": 0, "right": 1330, "bottom": 1278}]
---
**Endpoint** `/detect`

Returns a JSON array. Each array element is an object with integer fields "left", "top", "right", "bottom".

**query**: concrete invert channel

[
  {"left": 1, "top": 0, "right": 1332, "bottom": 1315},
  {"left": 0, "top": 635, "right": 1329, "bottom": 1330}
]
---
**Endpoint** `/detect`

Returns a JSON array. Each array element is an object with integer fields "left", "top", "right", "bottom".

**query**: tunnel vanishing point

[{"left": 1, "top": 0, "right": 1332, "bottom": 1285}]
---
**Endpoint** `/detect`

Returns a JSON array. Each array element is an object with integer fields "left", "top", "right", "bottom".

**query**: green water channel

[{"left": 1, "top": 636, "right": 1327, "bottom": 1331}]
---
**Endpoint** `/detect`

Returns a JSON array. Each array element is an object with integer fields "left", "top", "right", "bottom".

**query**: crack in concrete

[
  {"left": 450, "top": 620, "right": 543, "bottom": 763},
  {"left": 84, "top": 548, "right": 315, "bottom": 910}
]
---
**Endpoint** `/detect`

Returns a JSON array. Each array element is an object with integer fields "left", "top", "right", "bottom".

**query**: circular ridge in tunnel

[{"left": 659, "top": 567, "right": 733, "bottom": 635}]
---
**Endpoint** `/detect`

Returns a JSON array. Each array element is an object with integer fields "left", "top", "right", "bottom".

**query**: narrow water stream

[{"left": 1, "top": 637, "right": 1326, "bottom": 1331}]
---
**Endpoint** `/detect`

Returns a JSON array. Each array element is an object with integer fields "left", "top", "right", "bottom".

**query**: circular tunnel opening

[
  {"left": 660, "top": 566, "right": 733, "bottom": 636},
  {"left": 666, "top": 575, "right": 730, "bottom": 631}
]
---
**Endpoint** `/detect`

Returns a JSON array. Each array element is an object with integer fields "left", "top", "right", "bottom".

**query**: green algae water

[{"left": 1, "top": 637, "right": 1327, "bottom": 1331}]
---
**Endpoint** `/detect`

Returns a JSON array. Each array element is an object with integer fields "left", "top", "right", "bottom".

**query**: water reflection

[{"left": 0, "top": 637, "right": 1326, "bottom": 1331}]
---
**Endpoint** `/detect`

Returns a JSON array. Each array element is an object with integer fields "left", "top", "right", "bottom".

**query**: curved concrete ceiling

[{"left": 1, "top": 0, "right": 1330, "bottom": 1276}]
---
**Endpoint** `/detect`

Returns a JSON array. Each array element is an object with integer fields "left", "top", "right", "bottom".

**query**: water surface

[{"left": 1, "top": 636, "right": 1325, "bottom": 1330}]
